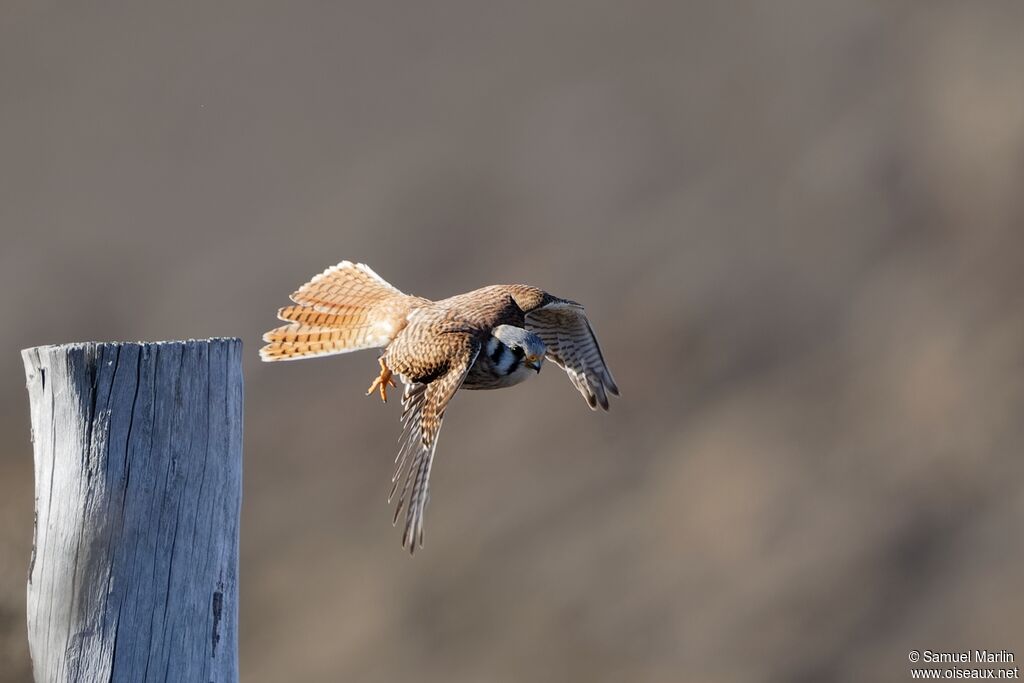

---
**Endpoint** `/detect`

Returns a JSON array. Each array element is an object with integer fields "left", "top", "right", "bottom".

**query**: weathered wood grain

[{"left": 22, "top": 339, "right": 243, "bottom": 683}]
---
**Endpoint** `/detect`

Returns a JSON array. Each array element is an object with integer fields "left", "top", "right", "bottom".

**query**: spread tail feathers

[{"left": 260, "top": 261, "right": 422, "bottom": 361}]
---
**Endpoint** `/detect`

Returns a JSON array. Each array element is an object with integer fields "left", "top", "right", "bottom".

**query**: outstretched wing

[
  {"left": 525, "top": 300, "right": 619, "bottom": 410},
  {"left": 389, "top": 334, "right": 480, "bottom": 553}
]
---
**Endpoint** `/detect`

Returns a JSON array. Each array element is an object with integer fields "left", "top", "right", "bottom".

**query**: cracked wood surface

[{"left": 22, "top": 339, "right": 243, "bottom": 682}]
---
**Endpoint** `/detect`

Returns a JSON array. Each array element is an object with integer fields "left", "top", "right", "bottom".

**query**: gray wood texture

[{"left": 21, "top": 339, "right": 243, "bottom": 683}]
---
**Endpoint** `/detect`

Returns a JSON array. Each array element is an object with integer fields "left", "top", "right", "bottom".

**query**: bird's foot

[{"left": 366, "top": 357, "right": 397, "bottom": 402}]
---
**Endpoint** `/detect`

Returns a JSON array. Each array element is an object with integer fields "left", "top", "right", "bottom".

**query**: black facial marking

[
  {"left": 490, "top": 340, "right": 505, "bottom": 364},
  {"left": 496, "top": 346, "right": 524, "bottom": 376}
]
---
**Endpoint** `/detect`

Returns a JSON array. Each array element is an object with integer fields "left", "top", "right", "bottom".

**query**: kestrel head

[{"left": 490, "top": 324, "right": 546, "bottom": 375}]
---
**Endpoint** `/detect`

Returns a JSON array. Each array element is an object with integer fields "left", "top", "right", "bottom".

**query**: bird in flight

[{"left": 260, "top": 261, "right": 618, "bottom": 553}]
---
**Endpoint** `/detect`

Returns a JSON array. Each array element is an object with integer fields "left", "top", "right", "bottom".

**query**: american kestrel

[{"left": 261, "top": 261, "right": 618, "bottom": 553}]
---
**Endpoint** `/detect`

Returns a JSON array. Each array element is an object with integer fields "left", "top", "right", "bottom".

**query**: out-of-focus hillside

[{"left": 3, "top": 2, "right": 1024, "bottom": 681}]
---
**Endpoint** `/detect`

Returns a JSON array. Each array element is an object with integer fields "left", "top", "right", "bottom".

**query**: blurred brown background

[{"left": 3, "top": 2, "right": 1024, "bottom": 681}]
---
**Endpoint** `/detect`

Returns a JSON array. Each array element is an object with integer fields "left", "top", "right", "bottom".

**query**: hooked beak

[{"left": 525, "top": 358, "right": 542, "bottom": 373}]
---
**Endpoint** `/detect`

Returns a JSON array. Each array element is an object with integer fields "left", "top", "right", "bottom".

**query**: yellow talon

[{"left": 366, "top": 357, "right": 397, "bottom": 403}]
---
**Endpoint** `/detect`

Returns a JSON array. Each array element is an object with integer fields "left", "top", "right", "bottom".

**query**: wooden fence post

[{"left": 21, "top": 339, "right": 243, "bottom": 682}]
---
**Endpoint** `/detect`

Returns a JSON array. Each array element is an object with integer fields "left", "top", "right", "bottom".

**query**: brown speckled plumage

[{"left": 261, "top": 261, "right": 618, "bottom": 553}]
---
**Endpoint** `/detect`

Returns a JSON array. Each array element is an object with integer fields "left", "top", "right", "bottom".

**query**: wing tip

[{"left": 401, "top": 518, "right": 423, "bottom": 555}]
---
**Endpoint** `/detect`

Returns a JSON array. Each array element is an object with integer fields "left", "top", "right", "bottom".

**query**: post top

[{"left": 22, "top": 338, "right": 242, "bottom": 357}]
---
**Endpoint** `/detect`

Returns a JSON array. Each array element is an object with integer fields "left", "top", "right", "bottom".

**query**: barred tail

[{"left": 260, "top": 261, "right": 421, "bottom": 362}]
